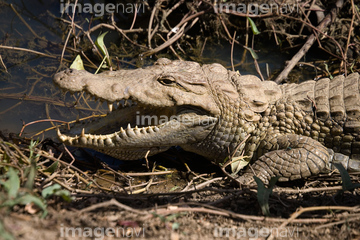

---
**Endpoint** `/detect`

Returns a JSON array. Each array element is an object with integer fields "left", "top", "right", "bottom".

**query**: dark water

[
  {"left": 0, "top": 0, "right": 292, "bottom": 137},
  {"left": 0, "top": 0, "right": 61, "bottom": 136}
]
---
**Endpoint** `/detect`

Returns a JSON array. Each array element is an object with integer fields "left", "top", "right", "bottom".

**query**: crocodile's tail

[{"left": 327, "top": 149, "right": 360, "bottom": 172}]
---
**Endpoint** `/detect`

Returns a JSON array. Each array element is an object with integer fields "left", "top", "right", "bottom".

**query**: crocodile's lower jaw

[{"left": 57, "top": 96, "right": 218, "bottom": 154}]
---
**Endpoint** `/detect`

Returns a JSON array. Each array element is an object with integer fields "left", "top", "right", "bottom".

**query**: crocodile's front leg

[{"left": 240, "top": 134, "right": 331, "bottom": 184}]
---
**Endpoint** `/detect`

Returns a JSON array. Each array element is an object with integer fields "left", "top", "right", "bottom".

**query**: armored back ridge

[{"left": 53, "top": 58, "right": 360, "bottom": 184}]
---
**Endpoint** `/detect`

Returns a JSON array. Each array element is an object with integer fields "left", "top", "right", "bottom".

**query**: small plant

[
  {"left": 254, "top": 176, "right": 279, "bottom": 216},
  {"left": 333, "top": 163, "right": 360, "bottom": 191},
  {"left": 0, "top": 167, "right": 48, "bottom": 218},
  {"left": 151, "top": 212, "right": 186, "bottom": 230},
  {"left": 0, "top": 140, "right": 73, "bottom": 219}
]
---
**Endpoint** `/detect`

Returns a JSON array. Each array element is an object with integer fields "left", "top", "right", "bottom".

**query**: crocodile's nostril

[{"left": 64, "top": 69, "right": 73, "bottom": 74}]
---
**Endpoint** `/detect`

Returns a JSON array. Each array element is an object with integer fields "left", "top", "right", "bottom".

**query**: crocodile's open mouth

[
  {"left": 57, "top": 92, "right": 218, "bottom": 150},
  {"left": 53, "top": 64, "right": 221, "bottom": 159}
]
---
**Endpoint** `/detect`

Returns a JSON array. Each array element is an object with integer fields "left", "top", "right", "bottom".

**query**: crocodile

[{"left": 53, "top": 58, "right": 360, "bottom": 184}]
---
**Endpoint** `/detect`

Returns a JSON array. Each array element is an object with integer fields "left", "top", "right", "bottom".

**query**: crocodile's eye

[{"left": 158, "top": 76, "right": 176, "bottom": 86}]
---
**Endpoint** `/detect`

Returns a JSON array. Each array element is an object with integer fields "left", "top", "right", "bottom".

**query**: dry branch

[{"left": 274, "top": 0, "right": 344, "bottom": 84}]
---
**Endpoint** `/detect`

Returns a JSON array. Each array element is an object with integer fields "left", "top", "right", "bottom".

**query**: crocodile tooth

[
  {"left": 141, "top": 127, "right": 146, "bottom": 134},
  {"left": 87, "top": 136, "right": 94, "bottom": 145},
  {"left": 74, "top": 135, "right": 79, "bottom": 144},
  {"left": 119, "top": 130, "right": 127, "bottom": 138},
  {"left": 105, "top": 138, "right": 113, "bottom": 146},
  {"left": 80, "top": 136, "right": 87, "bottom": 145},
  {"left": 117, "top": 102, "right": 122, "bottom": 109},
  {"left": 57, "top": 129, "right": 67, "bottom": 142},
  {"left": 120, "top": 127, "right": 124, "bottom": 132},
  {"left": 146, "top": 126, "right": 154, "bottom": 134},
  {"left": 81, "top": 128, "right": 85, "bottom": 137},
  {"left": 108, "top": 102, "right": 113, "bottom": 112},
  {"left": 114, "top": 133, "right": 121, "bottom": 142},
  {"left": 154, "top": 126, "right": 160, "bottom": 132},
  {"left": 98, "top": 138, "right": 104, "bottom": 147},
  {"left": 66, "top": 136, "right": 74, "bottom": 145},
  {"left": 134, "top": 126, "right": 140, "bottom": 135},
  {"left": 126, "top": 126, "right": 136, "bottom": 138},
  {"left": 127, "top": 123, "right": 131, "bottom": 130}
]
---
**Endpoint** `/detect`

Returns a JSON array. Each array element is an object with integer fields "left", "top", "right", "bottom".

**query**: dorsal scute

[
  {"left": 202, "top": 63, "right": 239, "bottom": 100},
  {"left": 315, "top": 77, "right": 330, "bottom": 121},
  {"left": 343, "top": 73, "right": 360, "bottom": 130},
  {"left": 284, "top": 80, "right": 315, "bottom": 113},
  {"left": 232, "top": 74, "right": 282, "bottom": 113}
]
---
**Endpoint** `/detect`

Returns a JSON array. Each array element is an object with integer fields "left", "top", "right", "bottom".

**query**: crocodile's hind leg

[{"left": 239, "top": 134, "right": 331, "bottom": 184}]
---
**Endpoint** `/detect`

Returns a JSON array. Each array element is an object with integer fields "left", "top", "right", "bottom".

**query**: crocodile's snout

[{"left": 53, "top": 69, "right": 92, "bottom": 93}]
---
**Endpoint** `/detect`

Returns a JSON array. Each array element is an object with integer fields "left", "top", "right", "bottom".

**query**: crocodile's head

[{"left": 53, "top": 58, "right": 231, "bottom": 160}]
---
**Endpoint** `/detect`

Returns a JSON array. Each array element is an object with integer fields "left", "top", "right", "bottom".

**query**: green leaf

[
  {"left": 95, "top": 31, "right": 111, "bottom": 70},
  {"left": 172, "top": 222, "right": 180, "bottom": 230},
  {"left": 333, "top": 163, "right": 360, "bottom": 191},
  {"left": 230, "top": 156, "right": 250, "bottom": 175},
  {"left": 0, "top": 168, "right": 20, "bottom": 198},
  {"left": 54, "top": 190, "right": 73, "bottom": 202},
  {"left": 24, "top": 161, "right": 37, "bottom": 190},
  {"left": 25, "top": 140, "right": 40, "bottom": 190},
  {"left": 254, "top": 176, "right": 279, "bottom": 216},
  {"left": 16, "top": 195, "right": 46, "bottom": 210},
  {"left": 244, "top": 46, "right": 259, "bottom": 60},
  {"left": 42, "top": 184, "right": 73, "bottom": 202},
  {"left": 42, "top": 184, "right": 62, "bottom": 198},
  {"left": 151, "top": 212, "right": 166, "bottom": 222},
  {"left": 17, "top": 194, "right": 48, "bottom": 218},
  {"left": 247, "top": 17, "right": 260, "bottom": 35},
  {"left": 1, "top": 194, "right": 48, "bottom": 218},
  {"left": 44, "top": 161, "right": 59, "bottom": 173},
  {"left": 95, "top": 32, "right": 108, "bottom": 56},
  {"left": 169, "top": 186, "right": 180, "bottom": 192},
  {"left": 324, "top": 63, "right": 333, "bottom": 79},
  {"left": 70, "top": 55, "right": 85, "bottom": 70},
  {"left": 0, "top": 220, "right": 15, "bottom": 240}
]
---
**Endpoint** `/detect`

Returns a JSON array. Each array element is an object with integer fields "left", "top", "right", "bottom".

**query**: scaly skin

[{"left": 53, "top": 58, "right": 360, "bottom": 184}]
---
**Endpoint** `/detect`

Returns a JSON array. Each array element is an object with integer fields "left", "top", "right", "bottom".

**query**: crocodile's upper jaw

[{"left": 53, "top": 58, "right": 223, "bottom": 160}]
